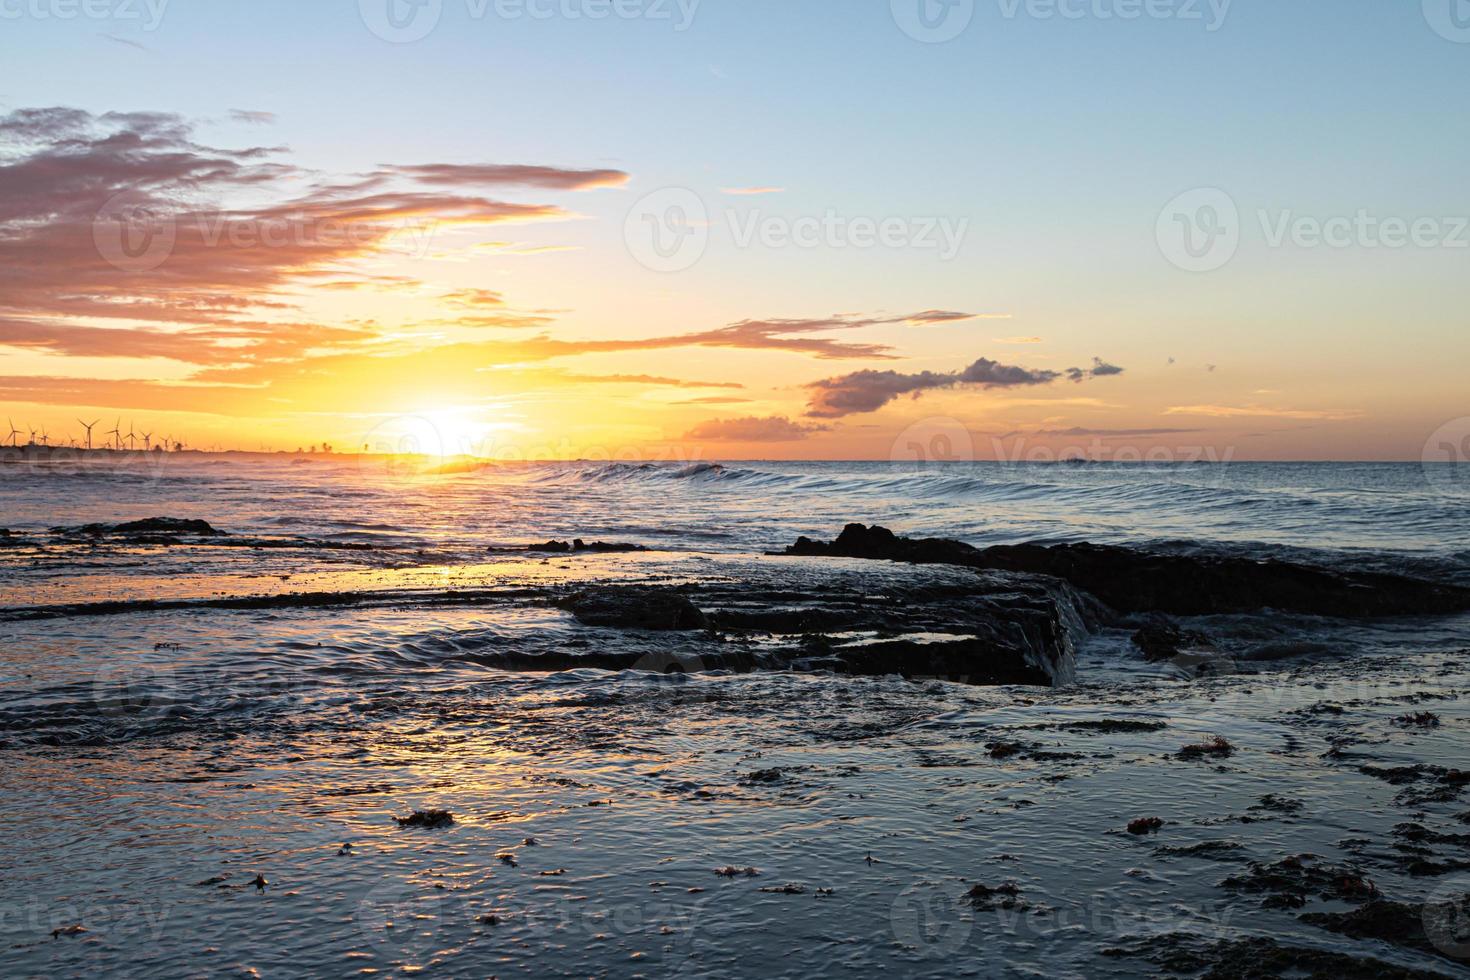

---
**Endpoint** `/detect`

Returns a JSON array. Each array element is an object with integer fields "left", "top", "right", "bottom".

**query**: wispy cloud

[
  {"left": 1033, "top": 426, "right": 1204, "bottom": 438},
  {"left": 684, "top": 415, "right": 828, "bottom": 442},
  {"left": 805, "top": 356, "right": 1125, "bottom": 418},
  {"left": 720, "top": 186, "right": 784, "bottom": 196},
  {"left": 102, "top": 33, "right": 150, "bottom": 52},
  {"left": 229, "top": 109, "right": 277, "bottom": 125},
  {"left": 1164, "top": 404, "right": 1364, "bottom": 421}
]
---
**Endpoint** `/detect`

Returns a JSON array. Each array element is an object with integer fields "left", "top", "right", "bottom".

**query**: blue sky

[{"left": 1, "top": 1, "right": 1468, "bottom": 458}]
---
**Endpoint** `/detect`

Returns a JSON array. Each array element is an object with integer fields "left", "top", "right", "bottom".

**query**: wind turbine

[
  {"left": 126, "top": 423, "right": 137, "bottom": 451},
  {"left": 107, "top": 420, "right": 122, "bottom": 451},
  {"left": 27, "top": 426, "right": 37, "bottom": 447},
  {"left": 38, "top": 428, "right": 49, "bottom": 447},
  {"left": 78, "top": 419, "right": 99, "bottom": 451},
  {"left": 5, "top": 419, "right": 19, "bottom": 447},
  {"left": 141, "top": 430, "right": 153, "bottom": 451}
]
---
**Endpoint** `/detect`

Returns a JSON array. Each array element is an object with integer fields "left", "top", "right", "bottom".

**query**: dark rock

[
  {"left": 395, "top": 809, "right": 454, "bottom": 829},
  {"left": 1221, "top": 854, "right": 1378, "bottom": 909},
  {"left": 522, "top": 539, "right": 650, "bottom": 554},
  {"left": 988, "top": 741, "right": 1024, "bottom": 759},
  {"left": 977, "top": 541, "right": 1470, "bottom": 618},
  {"left": 1050, "top": 719, "right": 1168, "bottom": 734},
  {"left": 783, "top": 523, "right": 983, "bottom": 566},
  {"left": 1103, "top": 933, "right": 1455, "bottom": 979},
  {"left": 967, "top": 881, "right": 1024, "bottom": 910},
  {"left": 781, "top": 525, "right": 1470, "bottom": 618},
  {"left": 1155, "top": 840, "right": 1244, "bottom": 860},
  {"left": 556, "top": 587, "right": 708, "bottom": 631},
  {"left": 1303, "top": 897, "right": 1470, "bottom": 962},
  {"left": 1178, "top": 735, "right": 1234, "bottom": 760},
  {"left": 1131, "top": 616, "right": 1215, "bottom": 662},
  {"left": 1128, "top": 817, "right": 1164, "bottom": 835},
  {"left": 58, "top": 517, "right": 226, "bottom": 537}
]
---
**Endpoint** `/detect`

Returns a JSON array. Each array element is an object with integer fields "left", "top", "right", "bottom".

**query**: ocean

[{"left": 2, "top": 456, "right": 1468, "bottom": 977}]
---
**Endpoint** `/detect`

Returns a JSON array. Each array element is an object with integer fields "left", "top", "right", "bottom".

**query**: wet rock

[
  {"left": 556, "top": 587, "right": 708, "bottom": 631},
  {"left": 522, "top": 539, "right": 650, "bottom": 554},
  {"left": 1155, "top": 840, "right": 1244, "bottom": 860},
  {"left": 1302, "top": 897, "right": 1470, "bottom": 962},
  {"left": 1360, "top": 764, "right": 1470, "bottom": 805},
  {"left": 783, "top": 524, "right": 985, "bottom": 566},
  {"left": 395, "top": 809, "right": 455, "bottom": 829},
  {"left": 967, "top": 881, "right": 1024, "bottom": 910},
  {"left": 1103, "top": 933, "right": 1453, "bottom": 979},
  {"left": 1127, "top": 817, "right": 1165, "bottom": 835},
  {"left": 1131, "top": 616, "right": 1216, "bottom": 662},
  {"left": 782, "top": 525, "right": 1470, "bottom": 618},
  {"left": 1251, "top": 794, "right": 1305, "bottom": 814},
  {"left": 1178, "top": 735, "right": 1235, "bottom": 760},
  {"left": 979, "top": 541, "right": 1470, "bottom": 618},
  {"left": 739, "top": 767, "right": 789, "bottom": 785},
  {"left": 51, "top": 924, "right": 87, "bottom": 939},
  {"left": 987, "top": 741, "right": 1024, "bottom": 759},
  {"left": 1220, "top": 854, "right": 1377, "bottom": 909},
  {"left": 1396, "top": 711, "right": 1443, "bottom": 728},
  {"left": 57, "top": 517, "right": 225, "bottom": 537},
  {"left": 714, "top": 866, "right": 759, "bottom": 878},
  {"left": 1049, "top": 719, "right": 1168, "bottom": 734},
  {"left": 758, "top": 884, "right": 806, "bottom": 895}
]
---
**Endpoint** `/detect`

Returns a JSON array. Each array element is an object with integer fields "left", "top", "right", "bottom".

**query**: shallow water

[{"left": 2, "top": 456, "right": 1470, "bottom": 977}]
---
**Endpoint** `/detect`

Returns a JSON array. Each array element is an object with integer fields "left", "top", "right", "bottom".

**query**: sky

[{"left": 0, "top": 0, "right": 1467, "bottom": 461}]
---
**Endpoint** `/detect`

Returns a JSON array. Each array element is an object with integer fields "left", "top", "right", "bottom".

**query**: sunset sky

[{"left": 2, "top": 1, "right": 1467, "bottom": 460}]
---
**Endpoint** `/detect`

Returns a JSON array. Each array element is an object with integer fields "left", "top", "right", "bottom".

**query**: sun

[{"left": 365, "top": 408, "right": 498, "bottom": 460}]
